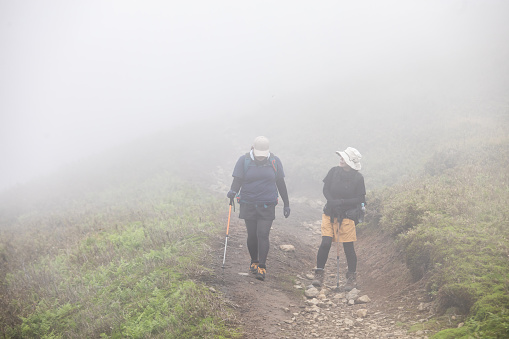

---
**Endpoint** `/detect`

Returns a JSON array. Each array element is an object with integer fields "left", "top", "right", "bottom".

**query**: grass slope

[{"left": 1, "top": 174, "right": 240, "bottom": 338}]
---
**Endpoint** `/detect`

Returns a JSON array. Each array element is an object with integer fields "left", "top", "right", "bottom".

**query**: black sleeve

[
  {"left": 230, "top": 176, "right": 242, "bottom": 193},
  {"left": 354, "top": 174, "right": 366, "bottom": 205},
  {"left": 323, "top": 184, "right": 334, "bottom": 202},
  {"left": 322, "top": 167, "right": 335, "bottom": 201},
  {"left": 341, "top": 174, "right": 366, "bottom": 209},
  {"left": 276, "top": 178, "right": 290, "bottom": 207},
  {"left": 341, "top": 196, "right": 365, "bottom": 208}
]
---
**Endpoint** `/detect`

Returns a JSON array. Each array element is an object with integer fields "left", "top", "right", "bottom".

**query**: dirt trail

[{"left": 210, "top": 200, "right": 432, "bottom": 338}]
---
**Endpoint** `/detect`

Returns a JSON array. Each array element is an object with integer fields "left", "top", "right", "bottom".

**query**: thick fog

[{"left": 1, "top": 0, "right": 508, "bottom": 192}]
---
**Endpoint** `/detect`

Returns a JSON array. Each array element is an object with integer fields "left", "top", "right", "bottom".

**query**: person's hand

[
  {"left": 227, "top": 190, "right": 237, "bottom": 199},
  {"left": 328, "top": 199, "right": 343, "bottom": 209},
  {"left": 283, "top": 206, "right": 291, "bottom": 218}
]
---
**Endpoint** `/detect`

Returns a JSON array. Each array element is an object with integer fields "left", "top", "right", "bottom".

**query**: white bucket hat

[
  {"left": 336, "top": 147, "right": 362, "bottom": 170},
  {"left": 253, "top": 136, "right": 270, "bottom": 157}
]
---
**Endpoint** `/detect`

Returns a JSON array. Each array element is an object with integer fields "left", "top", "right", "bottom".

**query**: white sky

[{"left": 1, "top": 0, "right": 508, "bottom": 191}]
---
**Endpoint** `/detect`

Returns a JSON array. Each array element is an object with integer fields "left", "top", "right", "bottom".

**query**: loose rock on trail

[{"left": 209, "top": 198, "right": 433, "bottom": 338}]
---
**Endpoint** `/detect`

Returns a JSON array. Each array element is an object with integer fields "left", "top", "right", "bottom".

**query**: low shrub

[{"left": 367, "top": 141, "right": 509, "bottom": 338}]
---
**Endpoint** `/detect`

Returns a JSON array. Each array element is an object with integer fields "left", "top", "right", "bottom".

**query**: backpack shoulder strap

[
  {"left": 244, "top": 152, "right": 278, "bottom": 175},
  {"left": 268, "top": 153, "right": 277, "bottom": 174}
]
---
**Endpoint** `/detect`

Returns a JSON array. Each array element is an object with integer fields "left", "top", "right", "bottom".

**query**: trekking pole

[
  {"left": 222, "top": 198, "right": 234, "bottom": 268},
  {"left": 336, "top": 240, "right": 340, "bottom": 291},
  {"left": 335, "top": 217, "right": 343, "bottom": 291}
]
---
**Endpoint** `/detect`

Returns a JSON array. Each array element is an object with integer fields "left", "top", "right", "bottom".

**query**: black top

[{"left": 322, "top": 166, "right": 366, "bottom": 215}]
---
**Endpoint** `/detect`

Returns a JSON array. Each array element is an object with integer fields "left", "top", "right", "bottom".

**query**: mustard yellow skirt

[{"left": 321, "top": 214, "right": 357, "bottom": 242}]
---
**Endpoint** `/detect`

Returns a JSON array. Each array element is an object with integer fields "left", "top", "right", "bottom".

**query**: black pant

[
  {"left": 316, "top": 236, "right": 357, "bottom": 272},
  {"left": 244, "top": 219, "right": 273, "bottom": 268}
]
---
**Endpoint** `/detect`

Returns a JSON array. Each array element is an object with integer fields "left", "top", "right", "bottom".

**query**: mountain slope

[{"left": 1, "top": 86, "right": 508, "bottom": 337}]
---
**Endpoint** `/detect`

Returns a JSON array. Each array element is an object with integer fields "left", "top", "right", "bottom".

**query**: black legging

[
  {"left": 316, "top": 236, "right": 357, "bottom": 272},
  {"left": 245, "top": 219, "right": 273, "bottom": 268}
]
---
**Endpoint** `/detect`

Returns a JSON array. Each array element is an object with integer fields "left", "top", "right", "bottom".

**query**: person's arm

[
  {"left": 323, "top": 183, "right": 334, "bottom": 202},
  {"left": 276, "top": 177, "right": 291, "bottom": 218},
  {"left": 230, "top": 176, "right": 242, "bottom": 193},
  {"left": 274, "top": 156, "right": 290, "bottom": 217},
  {"left": 322, "top": 167, "right": 335, "bottom": 202},
  {"left": 227, "top": 156, "right": 245, "bottom": 199},
  {"left": 340, "top": 196, "right": 364, "bottom": 209},
  {"left": 276, "top": 177, "right": 289, "bottom": 206}
]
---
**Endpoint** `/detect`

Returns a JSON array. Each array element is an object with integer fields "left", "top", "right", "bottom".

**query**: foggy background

[{"left": 1, "top": 0, "right": 508, "bottom": 193}]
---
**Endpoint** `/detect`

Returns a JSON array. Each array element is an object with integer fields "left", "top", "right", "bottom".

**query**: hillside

[{"left": 1, "top": 92, "right": 508, "bottom": 337}]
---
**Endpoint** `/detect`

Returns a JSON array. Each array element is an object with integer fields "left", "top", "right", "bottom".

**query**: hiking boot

[
  {"left": 343, "top": 271, "right": 357, "bottom": 291},
  {"left": 311, "top": 268, "right": 325, "bottom": 287},
  {"left": 256, "top": 266, "right": 266, "bottom": 281},
  {"left": 249, "top": 262, "right": 259, "bottom": 275}
]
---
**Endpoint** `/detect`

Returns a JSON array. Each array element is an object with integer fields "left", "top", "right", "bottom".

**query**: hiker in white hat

[
  {"left": 312, "top": 147, "right": 366, "bottom": 291},
  {"left": 226, "top": 136, "right": 290, "bottom": 281}
]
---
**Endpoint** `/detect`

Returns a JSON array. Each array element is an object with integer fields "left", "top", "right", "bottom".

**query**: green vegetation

[
  {"left": 1, "top": 99, "right": 507, "bottom": 338},
  {"left": 0, "top": 175, "right": 240, "bottom": 338},
  {"left": 364, "top": 140, "right": 509, "bottom": 338}
]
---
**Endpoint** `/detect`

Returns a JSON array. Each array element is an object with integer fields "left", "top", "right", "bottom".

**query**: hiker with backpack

[
  {"left": 312, "top": 147, "right": 366, "bottom": 291},
  {"left": 226, "top": 136, "right": 290, "bottom": 281}
]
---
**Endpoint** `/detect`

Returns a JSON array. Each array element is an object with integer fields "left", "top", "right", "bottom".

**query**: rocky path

[{"left": 210, "top": 198, "right": 435, "bottom": 338}]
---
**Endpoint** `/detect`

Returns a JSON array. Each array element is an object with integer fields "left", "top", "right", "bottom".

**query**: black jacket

[{"left": 322, "top": 166, "right": 366, "bottom": 217}]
